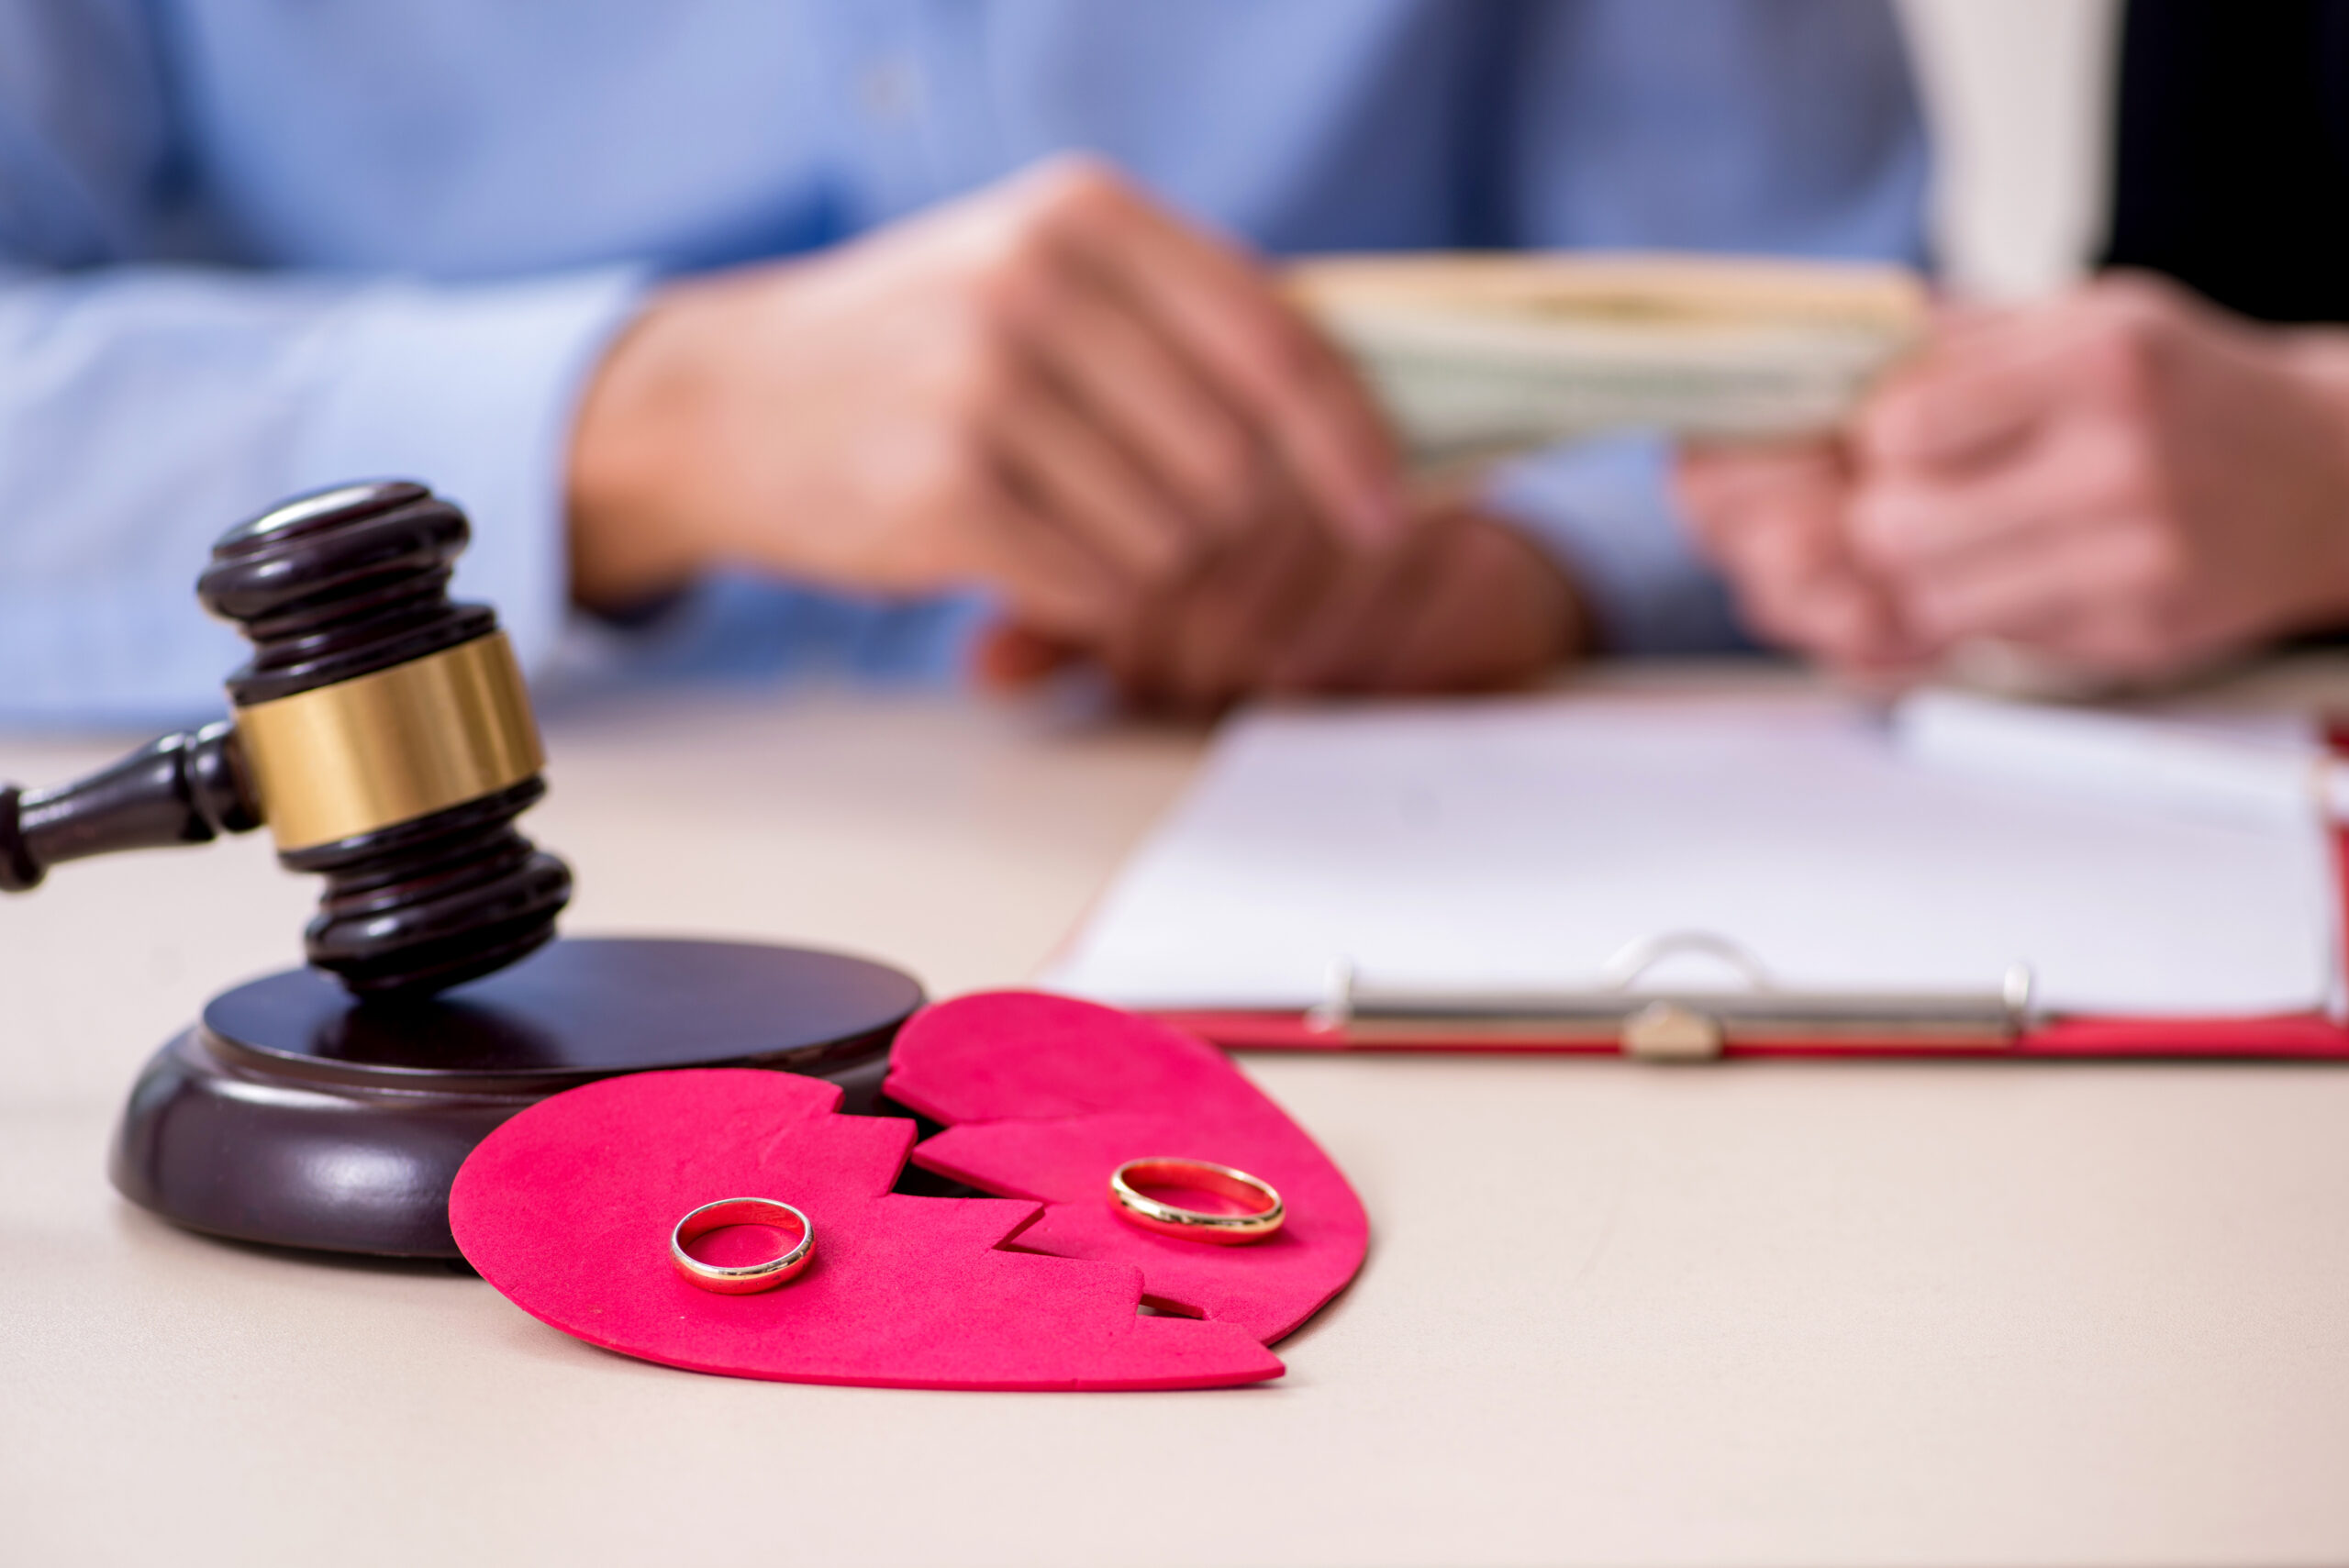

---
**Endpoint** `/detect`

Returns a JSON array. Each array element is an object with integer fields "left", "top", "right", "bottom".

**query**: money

[{"left": 1286, "top": 251, "right": 1928, "bottom": 469}]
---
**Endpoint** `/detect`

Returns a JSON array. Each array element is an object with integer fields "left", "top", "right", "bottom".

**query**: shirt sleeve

[
  {"left": 0, "top": 0, "right": 648, "bottom": 728},
  {"left": 1480, "top": 0, "right": 1931, "bottom": 655}
]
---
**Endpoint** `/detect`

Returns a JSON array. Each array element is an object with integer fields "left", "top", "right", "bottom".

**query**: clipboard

[{"left": 1050, "top": 695, "right": 2349, "bottom": 1064}]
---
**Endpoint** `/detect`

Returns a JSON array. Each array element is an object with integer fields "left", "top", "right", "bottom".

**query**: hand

[
  {"left": 566, "top": 155, "right": 1402, "bottom": 638},
  {"left": 1675, "top": 437, "right": 1930, "bottom": 682},
  {"left": 983, "top": 496, "right": 1585, "bottom": 714},
  {"left": 1844, "top": 273, "right": 2349, "bottom": 680}
]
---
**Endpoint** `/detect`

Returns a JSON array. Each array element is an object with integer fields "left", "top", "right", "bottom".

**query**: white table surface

[{"left": 5, "top": 663, "right": 2348, "bottom": 1568}]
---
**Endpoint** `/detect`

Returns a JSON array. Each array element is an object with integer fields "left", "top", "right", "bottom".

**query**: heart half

[
  {"left": 887, "top": 991, "right": 1370, "bottom": 1345},
  {"left": 451, "top": 1066, "right": 1284, "bottom": 1391}
]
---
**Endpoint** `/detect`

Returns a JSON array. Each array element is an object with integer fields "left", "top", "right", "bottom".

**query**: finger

[
  {"left": 1270, "top": 511, "right": 1459, "bottom": 691},
  {"left": 1674, "top": 439, "right": 1846, "bottom": 561},
  {"left": 1282, "top": 513, "right": 1582, "bottom": 695},
  {"left": 1154, "top": 514, "right": 1340, "bottom": 711},
  {"left": 1364, "top": 521, "right": 1553, "bottom": 693},
  {"left": 1029, "top": 272, "right": 1262, "bottom": 542},
  {"left": 1097, "top": 530, "right": 1257, "bottom": 711},
  {"left": 1849, "top": 415, "right": 2144, "bottom": 580},
  {"left": 1857, "top": 304, "right": 2113, "bottom": 473},
  {"left": 2012, "top": 596, "right": 2213, "bottom": 681},
  {"left": 1681, "top": 439, "right": 1860, "bottom": 579},
  {"left": 1060, "top": 171, "right": 1404, "bottom": 544},
  {"left": 972, "top": 621, "right": 1085, "bottom": 689},
  {"left": 1892, "top": 513, "right": 2176, "bottom": 650},
  {"left": 1923, "top": 296, "right": 2001, "bottom": 339},
  {"left": 1709, "top": 486, "right": 1928, "bottom": 669},
  {"left": 1094, "top": 571, "right": 1183, "bottom": 707},
  {"left": 990, "top": 379, "right": 1198, "bottom": 590},
  {"left": 1677, "top": 437, "right": 1843, "bottom": 504},
  {"left": 1695, "top": 465, "right": 1851, "bottom": 595},
  {"left": 1763, "top": 573, "right": 1924, "bottom": 671},
  {"left": 1736, "top": 527, "right": 1923, "bottom": 669},
  {"left": 949, "top": 468, "right": 1133, "bottom": 639},
  {"left": 1860, "top": 359, "right": 2043, "bottom": 474}
]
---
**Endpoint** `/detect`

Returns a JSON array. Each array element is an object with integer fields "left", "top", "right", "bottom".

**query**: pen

[{"left": 1890, "top": 689, "right": 2348, "bottom": 831}]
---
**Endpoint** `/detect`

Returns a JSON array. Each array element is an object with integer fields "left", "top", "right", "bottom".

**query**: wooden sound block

[{"left": 109, "top": 937, "right": 923, "bottom": 1258}]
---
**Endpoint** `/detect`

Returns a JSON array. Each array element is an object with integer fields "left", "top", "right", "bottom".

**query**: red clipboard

[{"left": 1143, "top": 829, "right": 2349, "bottom": 1063}]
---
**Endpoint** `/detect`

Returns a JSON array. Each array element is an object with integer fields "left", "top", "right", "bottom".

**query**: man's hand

[
  {"left": 984, "top": 496, "right": 1584, "bottom": 714},
  {"left": 566, "top": 155, "right": 1402, "bottom": 637},
  {"left": 1853, "top": 274, "right": 2349, "bottom": 680},
  {"left": 1682, "top": 274, "right": 2349, "bottom": 684}
]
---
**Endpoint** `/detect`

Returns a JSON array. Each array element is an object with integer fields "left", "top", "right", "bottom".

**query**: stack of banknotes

[{"left": 1287, "top": 252, "right": 1929, "bottom": 470}]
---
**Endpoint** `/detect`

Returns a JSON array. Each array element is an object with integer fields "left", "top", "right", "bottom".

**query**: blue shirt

[{"left": 0, "top": 0, "right": 1927, "bottom": 726}]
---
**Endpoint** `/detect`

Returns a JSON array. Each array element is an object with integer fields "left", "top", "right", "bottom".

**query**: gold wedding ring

[
  {"left": 1108, "top": 1157, "right": 1285, "bottom": 1245},
  {"left": 670, "top": 1197, "right": 815, "bottom": 1294}
]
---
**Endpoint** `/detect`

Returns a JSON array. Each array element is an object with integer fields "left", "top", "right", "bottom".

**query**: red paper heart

[
  {"left": 885, "top": 991, "right": 1369, "bottom": 1344},
  {"left": 451, "top": 1068, "right": 1282, "bottom": 1390}
]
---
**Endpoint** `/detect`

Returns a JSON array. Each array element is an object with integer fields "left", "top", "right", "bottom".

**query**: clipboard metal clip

[{"left": 1306, "top": 933, "right": 2037, "bottom": 1061}]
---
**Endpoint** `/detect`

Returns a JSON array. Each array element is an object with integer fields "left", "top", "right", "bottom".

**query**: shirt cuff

[
  {"left": 291, "top": 264, "right": 653, "bottom": 679},
  {"left": 1483, "top": 432, "right": 1751, "bottom": 656}
]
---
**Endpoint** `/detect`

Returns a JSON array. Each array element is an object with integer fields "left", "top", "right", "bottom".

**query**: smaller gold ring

[
  {"left": 1108, "top": 1158, "right": 1285, "bottom": 1245},
  {"left": 670, "top": 1198, "right": 814, "bottom": 1294}
]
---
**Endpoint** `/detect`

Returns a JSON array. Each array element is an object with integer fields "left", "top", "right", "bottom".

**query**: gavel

[
  {"left": 1, "top": 478, "right": 923, "bottom": 1259},
  {"left": 0, "top": 479, "right": 570, "bottom": 996}
]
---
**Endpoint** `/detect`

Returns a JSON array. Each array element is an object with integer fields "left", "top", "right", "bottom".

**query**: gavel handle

[{"left": 0, "top": 721, "right": 263, "bottom": 892}]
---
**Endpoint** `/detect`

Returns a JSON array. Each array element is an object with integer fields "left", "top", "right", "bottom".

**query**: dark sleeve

[{"left": 2103, "top": 0, "right": 2349, "bottom": 324}]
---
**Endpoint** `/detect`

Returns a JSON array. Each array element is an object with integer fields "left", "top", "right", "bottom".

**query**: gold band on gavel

[{"left": 231, "top": 633, "right": 546, "bottom": 852}]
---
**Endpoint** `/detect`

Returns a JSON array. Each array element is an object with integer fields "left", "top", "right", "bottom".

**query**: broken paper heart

[{"left": 451, "top": 992, "right": 1365, "bottom": 1390}]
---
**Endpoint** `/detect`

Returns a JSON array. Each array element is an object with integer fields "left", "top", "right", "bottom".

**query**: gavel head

[{"left": 200, "top": 481, "right": 572, "bottom": 998}]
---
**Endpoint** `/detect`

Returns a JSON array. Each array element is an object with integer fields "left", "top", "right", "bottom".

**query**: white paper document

[{"left": 1045, "top": 694, "right": 2335, "bottom": 1018}]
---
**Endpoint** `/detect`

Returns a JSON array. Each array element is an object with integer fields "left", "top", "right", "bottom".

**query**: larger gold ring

[
  {"left": 1108, "top": 1157, "right": 1285, "bottom": 1245},
  {"left": 670, "top": 1197, "right": 814, "bottom": 1294}
]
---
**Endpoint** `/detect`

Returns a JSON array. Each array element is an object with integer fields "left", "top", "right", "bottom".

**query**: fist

[
  {"left": 567, "top": 155, "right": 1402, "bottom": 636},
  {"left": 1849, "top": 273, "right": 2349, "bottom": 680}
]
